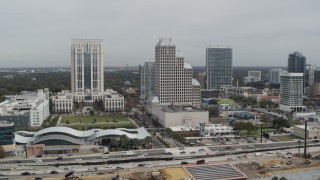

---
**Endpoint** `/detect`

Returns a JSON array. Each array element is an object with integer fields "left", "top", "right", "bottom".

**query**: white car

[
  {"left": 87, "top": 168, "right": 96, "bottom": 172},
  {"left": 272, "top": 164, "right": 281, "bottom": 168},
  {"left": 29, "top": 170, "right": 36, "bottom": 175},
  {"left": 34, "top": 159, "right": 42, "bottom": 163},
  {"left": 235, "top": 148, "right": 242, "bottom": 151},
  {"left": 75, "top": 158, "right": 83, "bottom": 161},
  {"left": 105, "top": 164, "right": 113, "bottom": 168},
  {"left": 101, "top": 155, "right": 108, "bottom": 159}
]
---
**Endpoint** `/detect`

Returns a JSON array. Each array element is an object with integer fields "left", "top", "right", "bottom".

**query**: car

[
  {"left": 36, "top": 155, "right": 42, "bottom": 158},
  {"left": 286, "top": 161, "right": 293, "bottom": 165},
  {"left": 34, "top": 177, "right": 42, "bottom": 180},
  {"left": 29, "top": 171, "right": 36, "bottom": 175},
  {"left": 50, "top": 170, "right": 59, "bottom": 174},
  {"left": 164, "top": 152, "right": 173, "bottom": 155},
  {"left": 225, "top": 146, "right": 231, "bottom": 150},
  {"left": 235, "top": 148, "right": 242, "bottom": 151},
  {"left": 56, "top": 156, "right": 63, "bottom": 160},
  {"left": 180, "top": 151, "right": 186, "bottom": 154},
  {"left": 138, "top": 164, "right": 145, "bottom": 167},
  {"left": 276, "top": 151, "right": 282, "bottom": 155},
  {"left": 198, "top": 149, "right": 205, "bottom": 152},
  {"left": 181, "top": 161, "right": 189, "bottom": 165},
  {"left": 101, "top": 155, "right": 108, "bottom": 159},
  {"left": 59, "top": 154, "right": 66, "bottom": 157},
  {"left": 16, "top": 160, "right": 22, "bottom": 163},
  {"left": 248, "top": 144, "right": 255, "bottom": 148},
  {"left": 282, "top": 155, "right": 288, "bottom": 159},
  {"left": 267, "top": 151, "right": 274, "bottom": 154},
  {"left": 67, "top": 168, "right": 76, "bottom": 172},
  {"left": 313, "top": 139, "right": 319, "bottom": 142},
  {"left": 105, "top": 164, "right": 113, "bottom": 168},
  {"left": 116, "top": 167, "right": 124, "bottom": 170},
  {"left": 87, "top": 168, "right": 96, "bottom": 172},
  {"left": 303, "top": 160, "right": 311, "bottom": 165},
  {"left": 196, "top": 159, "right": 207, "bottom": 164},
  {"left": 179, "top": 147, "right": 185, "bottom": 150},
  {"left": 144, "top": 153, "right": 149, "bottom": 156},
  {"left": 272, "top": 164, "right": 281, "bottom": 168},
  {"left": 227, "top": 158, "right": 234, "bottom": 161},
  {"left": 190, "top": 151, "right": 196, "bottom": 154},
  {"left": 21, "top": 172, "right": 31, "bottom": 175},
  {"left": 34, "top": 159, "right": 42, "bottom": 164},
  {"left": 75, "top": 158, "right": 82, "bottom": 161}
]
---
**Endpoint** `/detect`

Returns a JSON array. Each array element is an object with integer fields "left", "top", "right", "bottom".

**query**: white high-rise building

[
  {"left": 268, "top": 69, "right": 287, "bottom": 84},
  {"left": 154, "top": 38, "right": 200, "bottom": 107},
  {"left": 279, "top": 73, "right": 304, "bottom": 112},
  {"left": 71, "top": 39, "right": 104, "bottom": 94},
  {"left": 244, "top": 71, "right": 261, "bottom": 84},
  {"left": 139, "top": 62, "right": 154, "bottom": 102}
]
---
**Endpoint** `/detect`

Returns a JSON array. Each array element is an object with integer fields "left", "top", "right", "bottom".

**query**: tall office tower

[
  {"left": 154, "top": 38, "right": 200, "bottom": 107},
  {"left": 279, "top": 73, "right": 304, "bottom": 112},
  {"left": 71, "top": 39, "right": 104, "bottom": 93},
  {"left": 288, "top": 52, "right": 306, "bottom": 89},
  {"left": 306, "top": 66, "right": 320, "bottom": 86},
  {"left": 268, "top": 69, "right": 287, "bottom": 84},
  {"left": 139, "top": 62, "right": 154, "bottom": 101},
  {"left": 206, "top": 47, "right": 232, "bottom": 90}
]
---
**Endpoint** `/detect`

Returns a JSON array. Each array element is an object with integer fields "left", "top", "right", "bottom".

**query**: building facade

[
  {"left": 0, "top": 89, "right": 50, "bottom": 128},
  {"left": 139, "top": 62, "right": 154, "bottom": 101},
  {"left": 244, "top": 71, "right": 261, "bottom": 84},
  {"left": 288, "top": 52, "right": 306, "bottom": 89},
  {"left": 0, "top": 121, "right": 15, "bottom": 153},
  {"left": 71, "top": 39, "right": 104, "bottom": 94},
  {"left": 279, "top": 73, "right": 304, "bottom": 112},
  {"left": 154, "top": 38, "right": 200, "bottom": 107},
  {"left": 197, "top": 71, "right": 206, "bottom": 89},
  {"left": 206, "top": 47, "right": 232, "bottom": 90},
  {"left": 268, "top": 69, "right": 287, "bottom": 84}
]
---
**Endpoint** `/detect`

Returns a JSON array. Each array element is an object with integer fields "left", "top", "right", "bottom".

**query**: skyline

[{"left": 0, "top": 0, "right": 320, "bottom": 67}]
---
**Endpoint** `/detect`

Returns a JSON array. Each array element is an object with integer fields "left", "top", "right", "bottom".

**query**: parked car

[
  {"left": 198, "top": 149, "right": 205, "bottom": 152},
  {"left": 286, "top": 161, "right": 293, "bottom": 165},
  {"left": 50, "top": 170, "right": 59, "bottom": 174},
  {"left": 190, "top": 151, "right": 196, "bottom": 154},
  {"left": 36, "top": 155, "right": 42, "bottom": 158},
  {"left": 16, "top": 160, "right": 22, "bottom": 163},
  {"left": 303, "top": 160, "right": 311, "bottom": 165},
  {"left": 116, "top": 167, "right": 124, "bottom": 170},
  {"left": 181, "top": 161, "right": 189, "bottom": 165},
  {"left": 101, "top": 155, "right": 108, "bottom": 159},
  {"left": 138, "top": 164, "right": 145, "bottom": 167},
  {"left": 225, "top": 146, "right": 231, "bottom": 150},
  {"left": 179, "top": 146, "right": 185, "bottom": 150},
  {"left": 180, "top": 151, "right": 186, "bottom": 154}
]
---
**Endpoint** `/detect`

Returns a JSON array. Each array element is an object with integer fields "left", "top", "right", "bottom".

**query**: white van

[{"left": 255, "top": 152, "right": 263, "bottom": 156}]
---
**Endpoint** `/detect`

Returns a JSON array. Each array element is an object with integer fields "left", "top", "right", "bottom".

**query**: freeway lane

[{"left": 1, "top": 140, "right": 319, "bottom": 165}]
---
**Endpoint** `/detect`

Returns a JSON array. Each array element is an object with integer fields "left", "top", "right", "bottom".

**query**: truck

[{"left": 123, "top": 151, "right": 135, "bottom": 157}]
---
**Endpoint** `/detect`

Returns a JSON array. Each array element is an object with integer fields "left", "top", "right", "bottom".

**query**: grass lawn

[
  {"left": 62, "top": 123, "right": 136, "bottom": 130},
  {"left": 60, "top": 115, "right": 129, "bottom": 124}
]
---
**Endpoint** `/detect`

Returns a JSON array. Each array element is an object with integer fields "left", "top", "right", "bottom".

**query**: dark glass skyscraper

[
  {"left": 288, "top": 52, "right": 306, "bottom": 89},
  {"left": 206, "top": 47, "right": 232, "bottom": 90}
]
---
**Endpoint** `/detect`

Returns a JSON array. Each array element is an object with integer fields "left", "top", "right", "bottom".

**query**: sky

[{"left": 0, "top": 0, "right": 319, "bottom": 67}]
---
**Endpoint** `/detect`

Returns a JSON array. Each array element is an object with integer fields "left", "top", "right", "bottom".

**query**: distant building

[
  {"left": 206, "top": 47, "right": 232, "bottom": 90},
  {"left": 139, "top": 62, "right": 154, "bottom": 102},
  {"left": 268, "top": 69, "right": 287, "bottom": 84},
  {"left": 197, "top": 71, "right": 206, "bottom": 89},
  {"left": 288, "top": 52, "right": 306, "bottom": 89},
  {"left": 279, "top": 73, "right": 304, "bottom": 112},
  {"left": 153, "top": 38, "right": 200, "bottom": 107},
  {"left": 151, "top": 105, "right": 208, "bottom": 127},
  {"left": 293, "top": 123, "right": 320, "bottom": 139},
  {"left": 310, "top": 83, "right": 320, "bottom": 97},
  {"left": 199, "top": 123, "right": 235, "bottom": 138},
  {"left": 71, "top": 39, "right": 104, "bottom": 94},
  {"left": 244, "top": 71, "right": 261, "bottom": 83},
  {"left": 0, "top": 121, "right": 15, "bottom": 154},
  {"left": 15, "top": 126, "right": 150, "bottom": 156},
  {"left": 0, "top": 89, "right": 50, "bottom": 128}
]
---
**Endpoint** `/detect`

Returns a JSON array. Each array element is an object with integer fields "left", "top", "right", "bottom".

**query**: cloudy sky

[{"left": 0, "top": 0, "right": 319, "bottom": 67}]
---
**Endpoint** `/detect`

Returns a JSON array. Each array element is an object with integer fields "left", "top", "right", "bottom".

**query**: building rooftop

[
  {"left": 156, "top": 38, "right": 175, "bottom": 47},
  {"left": 160, "top": 105, "right": 203, "bottom": 113},
  {"left": 183, "top": 63, "right": 192, "bottom": 69}
]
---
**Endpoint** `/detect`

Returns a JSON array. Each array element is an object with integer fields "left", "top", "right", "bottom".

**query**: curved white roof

[{"left": 15, "top": 127, "right": 151, "bottom": 144}]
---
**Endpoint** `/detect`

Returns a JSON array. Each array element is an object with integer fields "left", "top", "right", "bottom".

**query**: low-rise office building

[
  {"left": 151, "top": 105, "right": 209, "bottom": 127},
  {"left": 0, "top": 121, "right": 15, "bottom": 154},
  {"left": 0, "top": 89, "right": 50, "bottom": 128},
  {"left": 199, "top": 123, "right": 235, "bottom": 138},
  {"left": 293, "top": 124, "right": 320, "bottom": 139}
]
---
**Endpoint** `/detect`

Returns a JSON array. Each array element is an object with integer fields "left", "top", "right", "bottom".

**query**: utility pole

[
  {"left": 260, "top": 124, "right": 263, "bottom": 143},
  {"left": 298, "top": 140, "right": 301, "bottom": 156},
  {"left": 304, "top": 120, "right": 307, "bottom": 158}
]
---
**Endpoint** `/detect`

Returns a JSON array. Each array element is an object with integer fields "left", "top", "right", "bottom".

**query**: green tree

[
  {"left": 279, "top": 177, "right": 287, "bottom": 180},
  {"left": 89, "top": 110, "right": 94, "bottom": 116},
  {"left": 273, "top": 117, "right": 290, "bottom": 130},
  {"left": 271, "top": 177, "right": 279, "bottom": 180},
  {"left": 144, "top": 136, "right": 153, "bottom": 149},
  {"left": 66, "top": 120, "right": 70, "bottom": 124},
  {"left": 120, "top": 135, "right": 129, "bottom": 149}
]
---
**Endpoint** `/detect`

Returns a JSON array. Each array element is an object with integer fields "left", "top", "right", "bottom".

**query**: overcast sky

[{"left": 0, "top": 0, "right": 319, "bottom": 67}]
